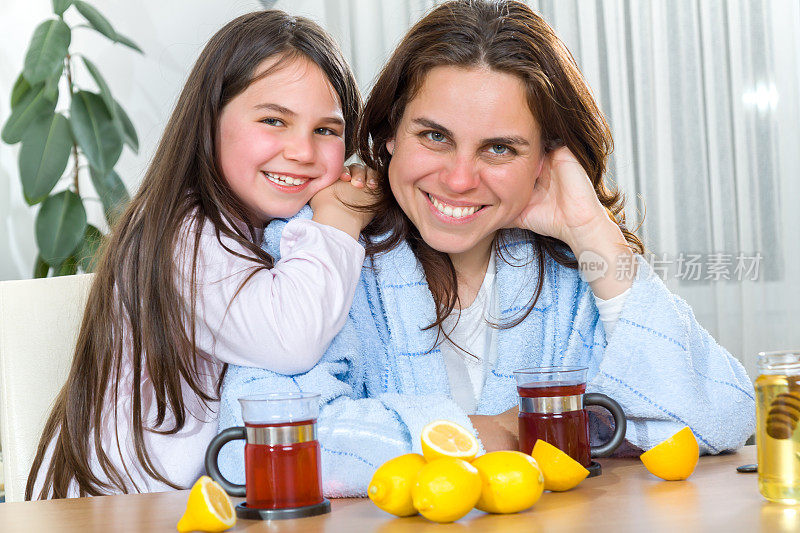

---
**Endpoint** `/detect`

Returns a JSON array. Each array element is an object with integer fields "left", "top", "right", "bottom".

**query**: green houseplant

[{"left": 2, "top": 0, "right": 142, "bottom": 277}]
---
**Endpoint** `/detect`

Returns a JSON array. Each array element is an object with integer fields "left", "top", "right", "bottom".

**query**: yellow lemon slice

[
  {"left": 531, "top": 439, "right": 590, "bottom": 492},
  {"left": 640, "top": 426, "right": 699, "bottom": 481},
  {"left": 472, "top": 451, "right": 545, "bottom": 514},
  {"left": 176, "top": 476, "right": 236, "bottom": 533},
  {"left": 411, "top": 457, "right": 482, "bottom": 523},
  {"left": 420, "top": 420, "right": 479, "bottom": 462},
  {"left": 368, "top": 453, "right": 427, "bottom": 517}
]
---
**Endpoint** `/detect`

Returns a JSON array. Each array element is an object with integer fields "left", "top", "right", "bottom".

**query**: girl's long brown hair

[
  {"left": 358, "top": 0, "right": 644, "bottom": 332},
  {"left": 26, "top": 10, "right": 361, "bottom": 499}
]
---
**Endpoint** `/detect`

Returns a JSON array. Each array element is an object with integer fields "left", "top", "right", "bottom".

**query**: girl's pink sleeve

[{"left": 178, "top": 218, "right": 365, "bottom": 375}]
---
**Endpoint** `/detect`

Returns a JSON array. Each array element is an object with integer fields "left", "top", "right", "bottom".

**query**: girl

[
  {"left": 27, "top": 10, "right": 370, "bottom": 498},
  {"left": 218, "top": 0, "right": 754, "bottom": 496}
]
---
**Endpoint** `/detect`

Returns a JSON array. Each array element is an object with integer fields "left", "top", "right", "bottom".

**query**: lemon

[
  {"left": 368, "top": 453, "right": 428, "bottom": 517},
  {"left": 176, "top": 476, "right": 236, "bottom": 533},
  {"left": 420, "top": 420, "right": 479, "bottom": 462},
  {"left": 531, "top": 439, "right": 590, "bottom": 492},
  {"left": 640, "top": 426, "right": 699, "bottom": 481},
  {"left": 411, "top": 457, "right": 481, "bottom": 523},
  {"left": 471, "top": 451, "right": 545, "bottom": 514}
]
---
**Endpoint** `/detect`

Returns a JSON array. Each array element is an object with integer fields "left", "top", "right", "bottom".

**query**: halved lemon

[
  {"left": 640, "top": 426, "right": 699, "bottom": 481},
  {"left": 420, "top": 420, "right": 479, "bottom": 462},
  {"left": 530, "top": 439, "right": 590, "bottom": 492},
  {"left": 176, "top": 476, "right": 236, "bottom": 533}
]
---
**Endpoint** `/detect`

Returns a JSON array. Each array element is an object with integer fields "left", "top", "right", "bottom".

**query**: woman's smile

[{"left": 423, "top": 190, "right": 487, "bottom": 222}]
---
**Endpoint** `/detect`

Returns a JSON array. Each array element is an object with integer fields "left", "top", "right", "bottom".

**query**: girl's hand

[
  {"left": 310, "top": 178, "right": 377, "bottom": 240},
  {"left": 512, "top": 147, "right": 610, "bottom": 249},
  {"left": 340, "top": 163, "right": 378, "bottom": 189}
]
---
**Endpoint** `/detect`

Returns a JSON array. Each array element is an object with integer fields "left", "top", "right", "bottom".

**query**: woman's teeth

[
  {"left": 428, "top": 193, "right": 481, "bottom": 219},
  {"left": 264, "top": 172, "right": 307, "bottom": 186}
]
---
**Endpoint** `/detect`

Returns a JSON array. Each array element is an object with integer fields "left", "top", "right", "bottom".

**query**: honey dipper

[{"left": 766, "top": 377, "right": 800, "bottom": 440}]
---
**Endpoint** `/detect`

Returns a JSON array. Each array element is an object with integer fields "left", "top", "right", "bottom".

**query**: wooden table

[{"left": 0, "top": 446, "right": 796, "bottom": 532}]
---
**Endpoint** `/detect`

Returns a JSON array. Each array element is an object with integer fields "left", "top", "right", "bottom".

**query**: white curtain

[{"left": 275, "top": 0, "right": 800, "bottom": 377}]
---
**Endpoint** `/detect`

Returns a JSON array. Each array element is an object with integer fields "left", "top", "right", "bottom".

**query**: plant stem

[{"left": 65, "top": 52, "right": 80, "bottom": 197}]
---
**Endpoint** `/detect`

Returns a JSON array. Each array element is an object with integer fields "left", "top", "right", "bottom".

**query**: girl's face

[
  {"left": 387, "top": 66, "right": 545, "bottom": 260},
  {"left": 217, "top": 55, "right": 346, "bottom": 223}
]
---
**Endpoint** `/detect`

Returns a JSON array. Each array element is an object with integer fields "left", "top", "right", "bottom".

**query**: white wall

[{"left": 0, "top": 0, "right": 263, "bottom": 280}]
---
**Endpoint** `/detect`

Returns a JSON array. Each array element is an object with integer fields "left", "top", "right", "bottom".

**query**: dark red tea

[
  {"left": 244, "top": 420, "right": 322, "bottom": 509},
  {"left": 518, "top": 381, "right": 591, "bottom": 466}
]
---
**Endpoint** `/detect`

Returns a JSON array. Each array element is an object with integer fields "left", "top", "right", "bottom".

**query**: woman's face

[{"left": 387, "top": 66, "right": 545, "bottom": 258}]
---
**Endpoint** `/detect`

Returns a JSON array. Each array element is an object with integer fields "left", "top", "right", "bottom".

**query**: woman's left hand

[{"left": 512, "top": 146, "right": 610, "bottom": 249}]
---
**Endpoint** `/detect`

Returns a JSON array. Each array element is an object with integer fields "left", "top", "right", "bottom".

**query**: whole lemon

[
  {"left": 471, "top": 451, "right": 545, "bottom": 514},
  {"left": 411, "top": 457, "right": 481, "bottom": 523},
  {"left": 368, "top": 453, "right": 428, "bottom": 517}
]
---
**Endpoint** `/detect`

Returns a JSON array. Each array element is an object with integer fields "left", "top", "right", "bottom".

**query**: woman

[{"left": 219, "top": 0, "right": 754, "bottom": 496}]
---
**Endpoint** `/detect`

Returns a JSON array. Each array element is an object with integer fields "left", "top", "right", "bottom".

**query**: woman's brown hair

[
  {"left": 358, "top": 0, "right": 644, "bottom": 332},
  {"left": 26, "top": 10, "right": 361, "bottom": 499}
]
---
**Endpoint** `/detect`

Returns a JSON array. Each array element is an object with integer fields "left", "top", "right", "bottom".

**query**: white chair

[{"left": 0, "top": 274, "right": 93, "bottom": 502}]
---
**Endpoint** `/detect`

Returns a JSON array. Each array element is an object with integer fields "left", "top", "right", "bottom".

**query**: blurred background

[{"left": 1, "top": 0, "right": 798, "bottom": 378}]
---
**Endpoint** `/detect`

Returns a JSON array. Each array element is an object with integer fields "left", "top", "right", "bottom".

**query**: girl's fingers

[
  {"left": 348, "top": 163, "right": 367, "bottom": 188},
  {"left": 340, "top": 167, "right": 352, "bottom": 182}
]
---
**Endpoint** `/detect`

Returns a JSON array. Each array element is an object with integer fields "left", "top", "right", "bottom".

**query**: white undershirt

[{"left": 441, "top": 255, "right": 631, "bottom": 414}]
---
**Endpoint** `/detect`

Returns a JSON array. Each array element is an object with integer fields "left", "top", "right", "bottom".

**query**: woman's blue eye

[
  {"left": 315, "top": 127, "right": 338, "bottom": 136},
  {"left": 262, "top": 118, "right": 284, "bottom": 126},
  {"left": 425, "top": 131, "right": 446, "bottom": 142},
  {"left": 489, "top": 144, "right": 509, "bottom": 155}
]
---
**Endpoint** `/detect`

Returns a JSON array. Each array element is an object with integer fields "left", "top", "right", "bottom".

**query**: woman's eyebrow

[
  {"left": 483, "top": 135, "right": 530, "bottom": 147},
  {"left": 412, "top": 117, "right": 454, "bottom": 138},
  {"left": 412, "top": 117, "right": 529, "bottom": 147}
]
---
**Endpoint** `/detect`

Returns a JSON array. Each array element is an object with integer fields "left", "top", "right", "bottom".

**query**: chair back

[{"left": 0, "top": 274, "right": 94, "bottom": 502}]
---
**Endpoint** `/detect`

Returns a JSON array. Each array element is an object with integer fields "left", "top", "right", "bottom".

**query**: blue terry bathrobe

[{"left": 217, "top": 209, "right": 755, "bottom": 497}]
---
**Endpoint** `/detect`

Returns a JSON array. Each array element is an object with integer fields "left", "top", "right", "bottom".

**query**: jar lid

[{"left": 758, "top": 350, "right": 800, "bottom": 374}]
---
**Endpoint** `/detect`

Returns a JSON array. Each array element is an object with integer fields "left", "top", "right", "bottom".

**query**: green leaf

[
  {"left": 112, "top": 32, "right": 143, "bottom": 54},
  {"left": 23, "top": 19, "right": 71, "bottom": 85},
  {"left": 76, "top": 224, "right": 103, "bottom": 272},
  {"left": 114, "top": 101, "right": 138, "bottom": 153},
  {"left": 52, "top": 0, "right": 73, "bottom": 16},
  {"left": 2, "top": 83, "right": 57, "bottom": 144},
  {"left": 11, "top": 74, "right": 32, "bottom": 109},
  {"left": 35, "top": 190, "right": 87, "bottom": 266},
  {"left": 55, "top": 255, "right": 78, "bottom": 276},
  {"left": 89, "top": 167, "right": 129, "bottom": 224},
  {"left": 74, "top": 1, "right": 116, "bottom": 41},
  {"left": 43, "top": 62, "right": 62, "bottom": 102},
  {"left": 81, "top": 56, "right": 115, "bottom": 115},
  {"left": 19, "top": 113, "right": 73, "bottom": 205},
  {"left": 70, "top": 91, "right": 122, "bottom": 175},
  {"left": 33, "top": 255, "right": 50, "bottom": 278}
]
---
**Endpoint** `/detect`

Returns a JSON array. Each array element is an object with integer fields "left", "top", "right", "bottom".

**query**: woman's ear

[{"left": 386, "top": 139, "right": 395, "bottom": 155}]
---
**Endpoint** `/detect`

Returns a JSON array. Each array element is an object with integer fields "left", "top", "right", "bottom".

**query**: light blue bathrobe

[{"left": 217, "top": 209, "right": 755, "bottom": 497}]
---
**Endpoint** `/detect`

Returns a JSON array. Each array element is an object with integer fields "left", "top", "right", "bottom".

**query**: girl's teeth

[
  {"left": 428, "top": 194, "right": 480, "bottom": 219},
  {"left": 265, "top": 172, "right": 306, "bottom": 186}
]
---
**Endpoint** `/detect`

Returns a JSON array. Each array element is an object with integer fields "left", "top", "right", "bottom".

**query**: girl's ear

[{"left": 386, "top": 139, "right": 395, "bottom": 155}]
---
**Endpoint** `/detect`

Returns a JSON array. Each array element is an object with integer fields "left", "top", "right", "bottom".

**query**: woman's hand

[
  {"left": 310, "top": 172, "right": 378, "bottom": 240},
  {"left": 468, "top": 407, "right": 519, "bottom": 453},
  {"left": 512, "top": 147, "right": 610, "bottom": 248},
  {"left": 513, "top": 147, "right": 636, "bottom": 299}
]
